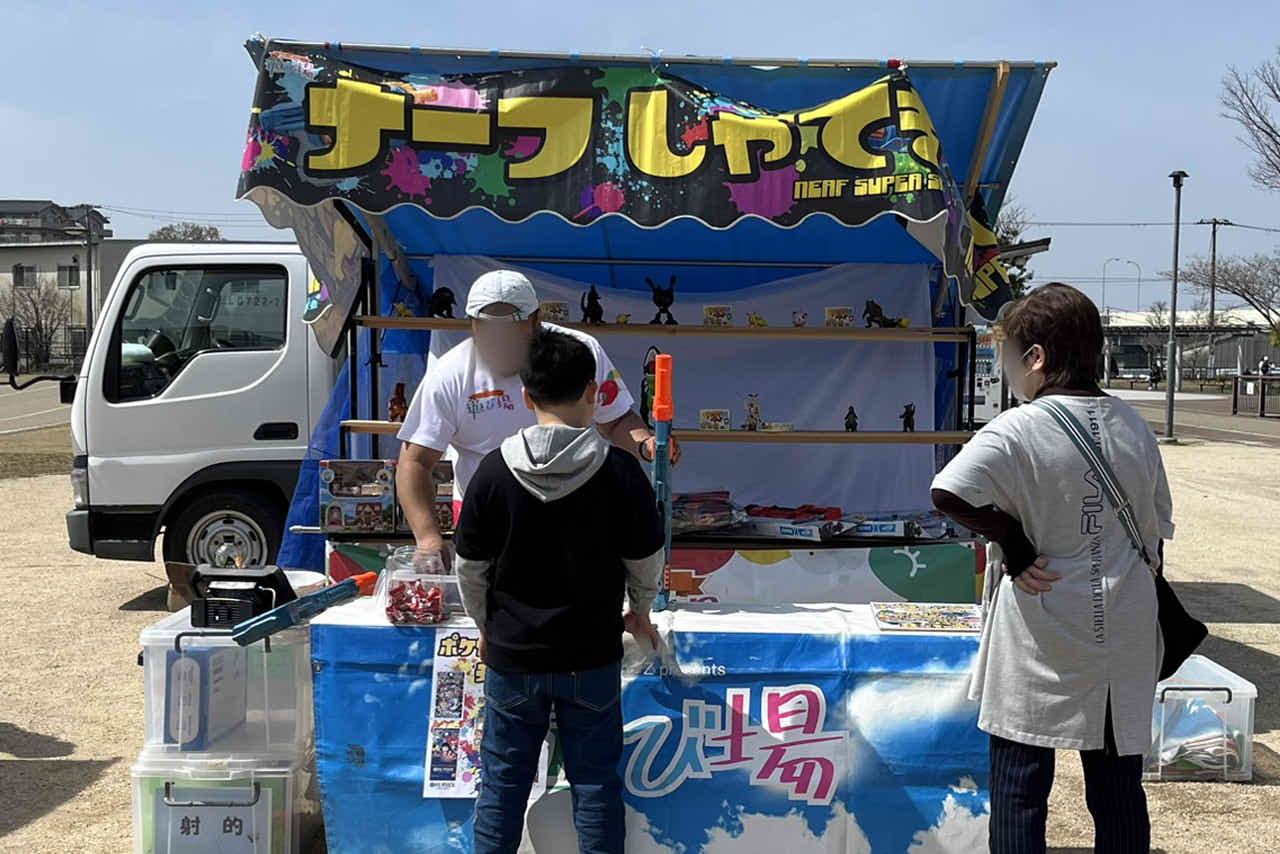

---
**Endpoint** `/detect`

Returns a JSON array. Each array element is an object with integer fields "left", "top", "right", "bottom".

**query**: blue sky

[{"left": 6, "top": 0, "right": 1279, "bottom": 312}]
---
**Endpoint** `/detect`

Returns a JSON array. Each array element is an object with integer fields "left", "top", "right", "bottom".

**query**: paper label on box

[
  {"left": 165, "top": 647, "right": 247, "bottom": 750},
  {"left": 155, "top": 784, "right": 272, "bottom": 854}
]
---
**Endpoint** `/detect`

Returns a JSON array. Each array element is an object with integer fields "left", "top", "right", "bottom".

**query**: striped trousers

[{"left": 988, "top": 703, "right": 1150, "bottom": 854}]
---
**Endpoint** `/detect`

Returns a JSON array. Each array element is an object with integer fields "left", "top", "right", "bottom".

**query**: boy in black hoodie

[{"left": 455, "top": 327, "right": 664, "bottom": 854}]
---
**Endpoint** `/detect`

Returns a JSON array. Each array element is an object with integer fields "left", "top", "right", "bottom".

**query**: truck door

[{"left": 83, "top": 252, "right": 310, "bottom": 564}]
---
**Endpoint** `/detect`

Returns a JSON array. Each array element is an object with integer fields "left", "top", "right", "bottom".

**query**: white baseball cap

[{"left": 465, "top": 270, "right": 540, "bottom": 320}]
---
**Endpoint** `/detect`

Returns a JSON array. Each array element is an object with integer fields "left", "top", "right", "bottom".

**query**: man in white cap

[{"left": 397, "top": 269, "right": 679, "bottom": 553}]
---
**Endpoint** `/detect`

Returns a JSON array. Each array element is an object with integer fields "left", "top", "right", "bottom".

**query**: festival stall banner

[
  {"left": 667, "top": 543, "right": 981, "bottom": 607},
  {"left": 237, "top": 47, "right": 986, "bottom": 301},
  {"left": 310, "top": 603, "right": 991, "bottom": 853}
]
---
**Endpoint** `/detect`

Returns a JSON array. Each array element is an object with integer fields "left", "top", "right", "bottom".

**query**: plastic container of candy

[
  {"left": 383, "top": 571, "right": 462, "bottom": 624},
  {"left": 377, "top": 546, "right": 460, "bottom": 624}
]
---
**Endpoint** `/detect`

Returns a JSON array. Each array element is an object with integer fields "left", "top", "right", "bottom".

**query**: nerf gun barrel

[
  {"left": 231, "top": 572, "right": 377, "bottom": 647},
  {"left": 652, "top": 355, "right": 674, "bottom": 609}
]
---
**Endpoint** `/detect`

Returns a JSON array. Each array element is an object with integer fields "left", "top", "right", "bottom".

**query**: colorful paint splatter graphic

[{"left": 237, "top": 47, "right": 973, "bottom": 282}]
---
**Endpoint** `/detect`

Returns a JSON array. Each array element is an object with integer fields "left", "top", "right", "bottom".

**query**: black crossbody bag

[{"left": 1032, "top": 398, "right": 1207, "bottom": 679}]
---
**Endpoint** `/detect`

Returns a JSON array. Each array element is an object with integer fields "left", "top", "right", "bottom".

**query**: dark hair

[
  {"left": 996, "top": 282, "right": 1102, "bottom": 388},
  {"left": 521, "top": 328, "right": 596, "bottom": 406}
]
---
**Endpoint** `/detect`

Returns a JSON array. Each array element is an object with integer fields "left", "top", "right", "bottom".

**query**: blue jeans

[{"left": 473, "top": 660, "right": 624, "bottom": 854}]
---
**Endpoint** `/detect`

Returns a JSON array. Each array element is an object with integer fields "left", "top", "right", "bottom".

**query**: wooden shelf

[
  {"left": 673, "top": 429, "right": 972, "bottom": 445},
  {"left": 343, "top": 419, "right": 403, "bottom": 435},
  {"left": 343, "top": 420, "right": 971, "bottom": 445},
  {"left": 355, "top": 315, "right": 970, "bottom": 343}
]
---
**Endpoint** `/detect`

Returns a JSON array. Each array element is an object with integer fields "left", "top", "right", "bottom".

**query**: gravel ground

[{"left": 1, "top": 441, "right": 1277, "bottom": 853}]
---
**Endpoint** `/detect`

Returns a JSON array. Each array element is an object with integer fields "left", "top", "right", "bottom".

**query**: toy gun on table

[
  {"left": 231, "top": 572, "right": 377, "bottom": 647},
  {"left": 651, "top": 354, "right": 674, "bottom": 611}
]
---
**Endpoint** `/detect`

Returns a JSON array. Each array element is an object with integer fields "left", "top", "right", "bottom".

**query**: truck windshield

[{"left": 110, "top": 265, "right": 287, "bottom": 401}]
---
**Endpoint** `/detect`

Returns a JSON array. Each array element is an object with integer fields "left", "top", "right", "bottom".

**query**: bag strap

[{"left": 1030, "top": 398, "right": 1156, "bottom": 570}]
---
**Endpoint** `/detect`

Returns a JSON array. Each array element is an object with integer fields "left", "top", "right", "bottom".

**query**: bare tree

[
  {"left": 14, "top": 282, "right": 73, "bottom": 369},
  {"left": 1222, "top": 48, "right": 1280, "bottom": 192},
  {"left": 148, "top": 222, "right": 223, "bottom": 241},
  {"left": 1173, "top": 252, "right": 1280, "bottom": 341}
]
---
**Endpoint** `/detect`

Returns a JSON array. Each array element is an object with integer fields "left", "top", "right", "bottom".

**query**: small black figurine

[
  {"left": 899, "top": 403, "right": 916, "bottom": 432},
  {"left": 863, "top": 299, "right": 904, "bottom": 329},
  {"left": 646, "top": 276, "right": 678, "bottom": 325},
  {"left": 844, "top": 405, "right": 859, "bottom": 432},
  {"left": 427, "top": 287, "right": 456, "bottom": 318},
  {"left": 580, "top": 285, "right": 605, "bottom": 324}
]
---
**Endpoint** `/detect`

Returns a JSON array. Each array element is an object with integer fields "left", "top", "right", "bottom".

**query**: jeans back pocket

[
  {"left": 485, "top": 669, "right": 529, "bottom": 711},
  {"left": 573, "top": 662, "right": 621, "bottom": 712}
]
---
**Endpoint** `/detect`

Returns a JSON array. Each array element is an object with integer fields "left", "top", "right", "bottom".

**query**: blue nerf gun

[
  {"left": 231, "top": 572, "right": 377, "bottom": 646},
  {"left": 651, "top": 354, "right": 674, "bottom": 612}
]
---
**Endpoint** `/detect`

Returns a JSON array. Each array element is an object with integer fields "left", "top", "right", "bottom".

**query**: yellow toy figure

[{"left": 747, "top": 312, "right": 768, "bottom": 327}]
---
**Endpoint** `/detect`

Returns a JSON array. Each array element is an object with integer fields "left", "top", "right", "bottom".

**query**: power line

[
  {"left": 101, "top": 203, "right": 263, "bottom": 219},
  {"left": 1027, "top": 219, "right": 1280, "bottom": 231}
]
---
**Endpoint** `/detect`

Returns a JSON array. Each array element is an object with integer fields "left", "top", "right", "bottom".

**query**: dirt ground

[
  {"left": 1, "top": 442, "right": 1278, "bottom": 853},
  {"left": 0, "top": 425, "right": 73, "bottom": 480}
]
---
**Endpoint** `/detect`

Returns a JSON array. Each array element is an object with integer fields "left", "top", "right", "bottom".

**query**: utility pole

[
  {"left": 1165, "top": 171, "right": 1188, "bottom": 442},
  {"left": 83, "top": 208, "right": 94, "bottom": 331},
  {"left": 1196, "top": 218, "right": 1231, "bottom": 376}
]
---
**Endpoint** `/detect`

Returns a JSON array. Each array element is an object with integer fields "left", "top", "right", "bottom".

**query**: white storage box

[
  {"left": 140, "top": 608, "right": 312, "bottom": 757},
  {"left": 1145, "top": 654, "right": 1257, "bottom": 782},
  {"left": 131, "top": 751, "right": 319, "bottom": 854}
]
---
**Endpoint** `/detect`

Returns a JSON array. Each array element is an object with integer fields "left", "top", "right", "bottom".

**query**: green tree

[
  {"left": 995, "top": 201, "right": 1035, "bottom": 298},
  {"left": 148, "top": 222, "right": 223, "bottom": 241}
]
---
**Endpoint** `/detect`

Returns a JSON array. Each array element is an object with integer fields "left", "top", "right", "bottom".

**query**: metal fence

[
  {"left": 13, "top": 324, "right": 87, "bottom": 372},
  {"left": 1232, "top": 376, "right": 1280, "bottom": 417}
]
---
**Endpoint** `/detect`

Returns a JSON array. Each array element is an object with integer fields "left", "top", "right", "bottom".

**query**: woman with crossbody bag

[{"left": 931, "top": 284, "right": 1200, "bottom": 854}]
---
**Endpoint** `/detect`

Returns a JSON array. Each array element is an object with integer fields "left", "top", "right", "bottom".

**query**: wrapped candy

[{"left": 386, "top": 575, "right": 448, "bottom": 624}]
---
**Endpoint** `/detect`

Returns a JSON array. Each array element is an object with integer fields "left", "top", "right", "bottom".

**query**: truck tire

[{"left": 163, "top": 488, "right": 285, "bottom": 569}]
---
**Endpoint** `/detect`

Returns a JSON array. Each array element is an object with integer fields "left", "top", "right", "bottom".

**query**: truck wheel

[{"left": 163, "top": 489, "right": 284, "bottom": 569}]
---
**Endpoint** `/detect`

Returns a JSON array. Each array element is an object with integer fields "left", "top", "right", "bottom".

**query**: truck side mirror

[{"left": 2, "top": 318, "right": 18, "bottom": 382}]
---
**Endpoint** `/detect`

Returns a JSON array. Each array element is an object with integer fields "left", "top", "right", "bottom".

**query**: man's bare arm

[
  {"left": 396, "top": 441, "right": 445, "bottom": 551},
  {"left": 600, "top": 409, "right": 682, "bottom": 465}
]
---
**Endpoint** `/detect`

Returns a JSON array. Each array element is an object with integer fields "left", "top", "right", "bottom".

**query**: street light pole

[{"left": 1165, "top": 171, "right": 1188, "bottom": 442}]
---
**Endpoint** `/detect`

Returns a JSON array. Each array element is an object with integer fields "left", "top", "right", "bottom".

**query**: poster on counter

[
  {"left": 424, "top": 628, "right": 486, "bottom": 798},
  {"left": 423, "top": 627, "right": 552, "bottom": 799}
]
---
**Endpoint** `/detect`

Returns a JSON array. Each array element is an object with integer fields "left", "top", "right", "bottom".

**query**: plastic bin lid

[
  {"left": 1158, "top": 654, "right": 1257, "bottom": 699},
  {"left": 132, "top": 748, "right": 302, "bottom": 780},
  {"left": 139, "top": 606, "right": 307, "bottom": 648}
]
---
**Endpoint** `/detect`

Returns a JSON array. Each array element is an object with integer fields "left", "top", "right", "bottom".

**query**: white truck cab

[{"left": 58, "top": 242, "right": 338, "bottom": 566}]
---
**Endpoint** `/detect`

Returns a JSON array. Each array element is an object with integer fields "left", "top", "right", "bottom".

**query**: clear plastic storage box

[
  {"left": 1145, "top": 654, "right": 1257, "bottom": 782},
  {"left": 140, "top": 608, "right": 312, "bottom": 758},
  {"left": 131, "top": 751, "right": 320, "bottom": 854}
]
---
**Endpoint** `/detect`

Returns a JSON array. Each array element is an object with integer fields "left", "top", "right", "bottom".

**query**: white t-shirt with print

[{"left": 397, "top": 323, "right": 635, "bottom": 501}]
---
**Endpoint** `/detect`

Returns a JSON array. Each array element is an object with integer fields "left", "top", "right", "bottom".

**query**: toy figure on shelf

[
  {"left": 388, "top": 382, "right": 408, "bottom": 422},
  {"left": 863, "top": 299, "right": 908, "bottom": 329},
  {"left": 581, "top": 285, "right": 605, "bottom": 324},
  {"left": 747, "top": 312, "right": 768, "bottom": 327},
  {"left": 741, "top": 393, "right": 763, "bottom": 431},
  {"left": 392, "top": 302, "right": 415, "bottom": 318},
  {"left": 427, "top": 287, "right": 456, "bottom": 318},
  {"left": 616, "top": 313, "right": 631, "bottom": 325},
  {"left": 640, "top": 346, "right": 661, "bottom": 428},
  {"left": 646, "top": 276, "right": 678, "bottom": 325},
  {"left": 844, "top": 404, "right": 859, "bottom": 432},
  {"left": 899, "top": 403, "right": 916, "bottom": 432},
  {"left": 792, "top": 311, "right": 808, "bottom": 327}
]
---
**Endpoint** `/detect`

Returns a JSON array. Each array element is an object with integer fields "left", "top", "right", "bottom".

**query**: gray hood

[{"left": 500, "top": 423, "right": 610, "bottom": 503}]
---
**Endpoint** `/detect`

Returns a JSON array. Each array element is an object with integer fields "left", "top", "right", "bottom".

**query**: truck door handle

[{"left": 254, "top": 422, "right": 299, "bottom": 441}]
